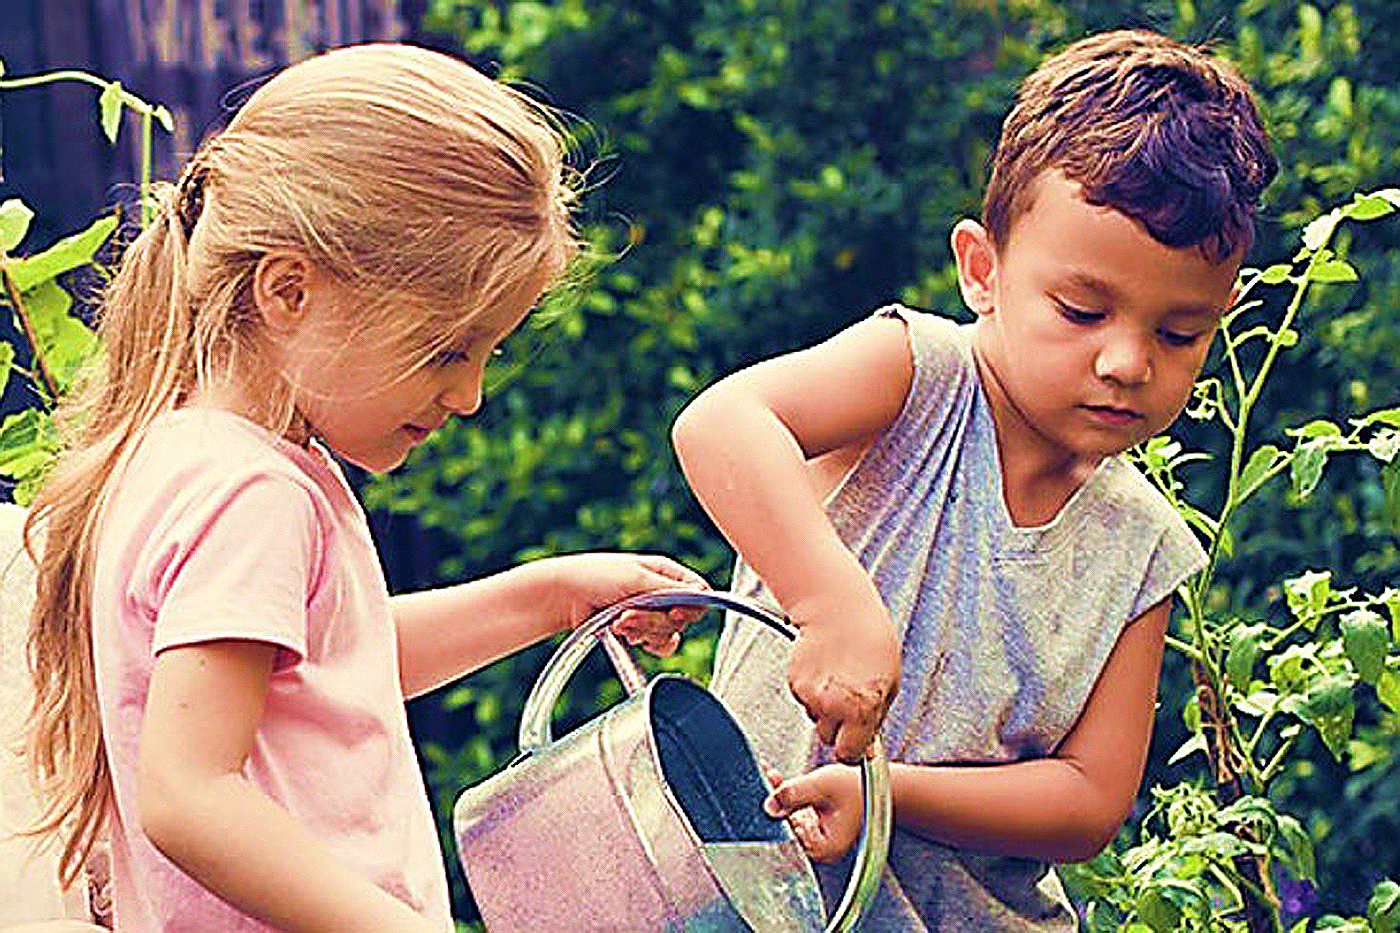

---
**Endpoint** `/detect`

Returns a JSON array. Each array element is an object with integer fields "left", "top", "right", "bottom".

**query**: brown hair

[
  {"left": 984, "top": 29, "right": 1277, "bottom": 262},
  {"left": 23, "top": 42, "right": 580, "bottom": 883}
]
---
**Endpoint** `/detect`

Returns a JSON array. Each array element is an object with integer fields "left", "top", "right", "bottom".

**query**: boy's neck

[{"left": 970, "top": 340, "right": 1103, "bottom": 528}]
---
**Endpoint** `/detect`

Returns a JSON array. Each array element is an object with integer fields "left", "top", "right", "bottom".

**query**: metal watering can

[{"left": 453, "top": 588, "right": 892, "bottom": 931}]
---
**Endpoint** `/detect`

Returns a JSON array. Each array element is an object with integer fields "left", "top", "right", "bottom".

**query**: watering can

[{"left": 453, "top": 587, "right": 892, "bottom": 932}]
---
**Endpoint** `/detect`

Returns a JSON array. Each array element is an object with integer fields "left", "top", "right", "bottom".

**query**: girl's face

[{"left": 275, "top": 266, "right": 545, "bottom": 473}]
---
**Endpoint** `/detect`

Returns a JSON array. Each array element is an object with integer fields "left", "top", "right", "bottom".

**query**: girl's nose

[
  {"left": 1095, "top": 333, "right": 1152, "bottom": 386},
  {"left": 438, "top": 367, "right": 484, "bottom": 416}
]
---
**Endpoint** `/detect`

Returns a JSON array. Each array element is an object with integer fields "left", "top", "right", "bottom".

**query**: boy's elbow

[{"left": 1050, "top": 794, "right": 1131, "bottom": 863}]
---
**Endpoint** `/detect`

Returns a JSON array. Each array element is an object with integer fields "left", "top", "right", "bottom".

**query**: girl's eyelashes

[{"left": 432, "top": 348, "right": 472, "bottom": 366}]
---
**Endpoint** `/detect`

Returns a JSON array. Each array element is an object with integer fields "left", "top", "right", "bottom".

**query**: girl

[{"left": 22, "top": 43, "right": 703, "bottom": 933}]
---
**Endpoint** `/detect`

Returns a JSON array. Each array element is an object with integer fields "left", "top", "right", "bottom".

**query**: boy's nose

[{"left": 1095, "top": 335, "right": 1152, "bottom": 386}]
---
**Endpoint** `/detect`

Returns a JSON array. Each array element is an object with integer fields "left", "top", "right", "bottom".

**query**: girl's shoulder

[{"left": 121, "top": 409, "right": 335, "bottom": 512}]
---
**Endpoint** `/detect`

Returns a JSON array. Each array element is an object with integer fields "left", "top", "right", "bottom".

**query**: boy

[{"left": 671, "top": 29, "right": 1277, "bottom": 930}]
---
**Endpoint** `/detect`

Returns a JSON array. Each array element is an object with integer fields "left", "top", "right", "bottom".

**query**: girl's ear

[
  {"left": 252, "top": 252, "right": 313, "bottom": 333},
  {"left": 950, "top": 219, "right": 998, "bottom": 318}
]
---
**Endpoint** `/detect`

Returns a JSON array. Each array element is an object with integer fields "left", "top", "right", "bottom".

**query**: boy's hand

[
  {"left": 762, "top": 763, "right": 864, "bottom": 863},
  {"left": 787, "top": 587, "right": 900, "bottom": 764}
]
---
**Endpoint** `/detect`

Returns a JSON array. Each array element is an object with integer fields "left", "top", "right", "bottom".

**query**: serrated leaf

[
  {"left": 98, "top": 81, "right": 123, "bottom": 142},
  {"left": 6, "top": 214, "right": 117, "bottom": 292},
  {"left": 1341, "top": 609, "right": 1389, "bottom": 683},
  {"left": 0, "top": 198, "right": 35, "bottom": 252},
  {"left": 1258, "top": 263, "right": 1294, "bottom": 284}
]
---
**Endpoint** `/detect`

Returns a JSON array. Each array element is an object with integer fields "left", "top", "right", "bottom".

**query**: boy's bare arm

[
  {"left": 769, "top": 598, "right": 1170, "bottom": 862},
  {"left": 672, "top": 316, "right": 913, "bottom": 762},
  {"left": 139, "top": 640, "right": 439, "bottom": 933}
]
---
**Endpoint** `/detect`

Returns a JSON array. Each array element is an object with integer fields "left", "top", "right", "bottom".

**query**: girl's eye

[
  {"left": 432, "top": 348, "right": 472, "bottom": 367},
  {"left": 1158, "top": 328, "right": 1204, "bottom": 348},
  {"left": 1053, "top": 298, "right": 1105, "bottom": 324}
]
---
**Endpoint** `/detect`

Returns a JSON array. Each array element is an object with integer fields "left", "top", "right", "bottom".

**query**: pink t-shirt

[{"left": 91, "top": 409, "right": 452, "bottom": 932}]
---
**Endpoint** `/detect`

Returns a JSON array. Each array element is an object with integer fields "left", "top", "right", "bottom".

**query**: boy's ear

[
  {"left": 252, "top": 252, "right": 313, "bottom": 333},
  {"left": 950, "top": 219, "right": 998, "bottom": 317}
]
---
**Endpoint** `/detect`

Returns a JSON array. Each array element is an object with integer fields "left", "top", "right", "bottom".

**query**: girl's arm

[
  {"left": 767, "top": 598, "right": 1171, "bottom": 863},
  {"left": 139, "top": 639, "right": 437, "bottom": 933},
  {"left": 671, "top": 315, "right": 911, "bottom": 763},
  {"left": 392, "top": 552, "right": 707, "bottom": 698}
]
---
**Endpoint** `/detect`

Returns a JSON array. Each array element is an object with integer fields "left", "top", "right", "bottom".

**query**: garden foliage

[{"left": 3, "top": 1, "right": 1399, "bottom": 928}]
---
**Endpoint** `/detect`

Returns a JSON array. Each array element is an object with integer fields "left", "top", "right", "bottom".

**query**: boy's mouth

[{"left": 1083, "top": 404, "right": 1144, "bottom": 425}]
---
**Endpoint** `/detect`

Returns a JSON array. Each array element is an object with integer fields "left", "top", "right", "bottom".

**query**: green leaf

[
  {"left": 1384, "top": 459, "right": 1400, "bottom": 536},
  {"left": 1289, "top": 419, "right": 1343, "bottom": 438},
  {"left": 0, "top": 342, "right": 12, "bottom": 395},
  {"left": 22, "top": 278, "right": 96, "bottom": 391},
  {"left": 1284, "top": 570, "right": 1331, "bottom": 620},
  {"left": 1347, "top": 193, "right": 1397, "bottom": 221},
  {"left": 1291, "top": 439, "right": 1330, "bottom": 498},
  {"left": 1167, "top": 732, "right": 1208, "bottom": 766},
  {"left": 98, "top": 81, "right": 123, "bottom": 142},
  {"left": 1369, "top": 429, "right": 1400, "bottom": 464},
  {"left": 1298, "top": 675, "right": 1355, "bottom": 760},
  {"left": 1309, "top": 259, "right": 1359, "bottom": 283},
  {"left": 1277, "top": 814, "right": 1316, "bottom": 882},
  {"left": 0, "top": 198, "right": 35, "bottom": 253},
  {"left": 1226, "top": 624, "right": 1262, "bottom": 693},
  {"left": 1370, "top": 879, "right": 1400, "bottom": 933},
  {"left": 5, "top": 215, "right": 117, "bottom": 292},
  {"left": 1237, "top": 445, "right": 1282, "bottom": 502},
  {"left": 1257, "top": 263, "right": 1293, "bottom": 284},
  {"left": 153, "top": 104, "right": 175, "bottom": 132},
  {"left": 1378, "top": 672, "right": 1400, "bottom": 716},
  {"left": 1135, "top": 886, "right": 1182, "bottom": 933},
  {"left": 1340, "top": 609, "right": 1389, "bottom": 683}
]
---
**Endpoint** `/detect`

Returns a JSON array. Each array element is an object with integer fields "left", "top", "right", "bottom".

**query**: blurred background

[{"left": 2, "top": 0, "right": 1397, "bottom": 925}]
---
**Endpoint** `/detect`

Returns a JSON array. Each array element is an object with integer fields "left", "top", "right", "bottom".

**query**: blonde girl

[{"left": 23, "top": 43, "right": 703, "bottom": 933}]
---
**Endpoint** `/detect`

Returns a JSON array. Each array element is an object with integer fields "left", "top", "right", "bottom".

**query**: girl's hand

[
  {"left": 786, "top": 581, "right": 900, "bottom": 764},
  {"left": 762, "top": 763, "right": 863, "bottom": 863},
  {"left": 529, "top": 552, "right": 709, "bottom": 656}
]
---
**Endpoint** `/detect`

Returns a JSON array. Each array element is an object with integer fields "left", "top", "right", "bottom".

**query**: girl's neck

[{"left": 185, "top": 378, "right": 310, "bottom": 447}]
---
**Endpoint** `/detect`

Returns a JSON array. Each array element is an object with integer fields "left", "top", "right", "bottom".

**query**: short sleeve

[
  {"left": 1128, "top": 507, "right": 1208, "bottom": 621},
  {"left": 129, "top": 473, "right": 324, "bottom": 664}
]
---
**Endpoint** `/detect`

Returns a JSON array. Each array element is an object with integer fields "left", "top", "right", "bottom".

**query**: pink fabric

[{"left": 91, "top": 409, "right": 451, "bottom": 932}]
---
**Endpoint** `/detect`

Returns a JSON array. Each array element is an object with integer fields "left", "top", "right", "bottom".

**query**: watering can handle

[{"left": 517, "top": 587, "right": 891, "bottom": 933}]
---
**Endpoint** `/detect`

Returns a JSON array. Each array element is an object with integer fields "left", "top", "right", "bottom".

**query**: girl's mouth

[{"left": 403, "top": 425, "right": 432, "bottom": 443}]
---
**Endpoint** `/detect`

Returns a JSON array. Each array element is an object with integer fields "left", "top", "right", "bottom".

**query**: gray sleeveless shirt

[{"left": 710, "top": 306, "right": 1206, "bottom": 931}]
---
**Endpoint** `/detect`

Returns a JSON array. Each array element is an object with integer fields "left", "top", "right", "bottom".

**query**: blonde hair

[{"left": 23, "top": 43, "right": 579, "bottom": 883}]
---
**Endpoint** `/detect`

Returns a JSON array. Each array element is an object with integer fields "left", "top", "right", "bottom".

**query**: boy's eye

[
  {"left": 1158, "top": 327, "right": 1204, "bottom": 348},
  {"left": 1053, "top": 297, "right": 1105, "bottom": 324}
]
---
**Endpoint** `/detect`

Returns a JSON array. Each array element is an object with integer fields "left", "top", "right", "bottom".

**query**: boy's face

[{"left": 960, "top": 171, "right": 1238, "bottom": 469}]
